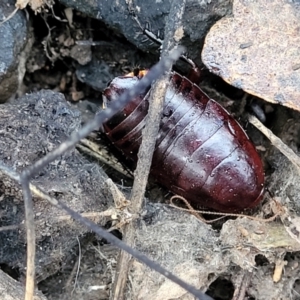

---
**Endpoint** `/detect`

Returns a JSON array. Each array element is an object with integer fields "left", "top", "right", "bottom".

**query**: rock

[
  {"left": 70, "top": 44, "right": 92, "bottom": 65},
  {"left": 0, "top": 0, "right": 30, "bottom": 102},
  {"left": 202, "top": 0, "right": 300, "bottom": 111},
  {"left": 58, "top": 0, "right": 231, "bottom": 65},
  {"left": 126, "top": 203, "right": 227, "bottom": 299},
  {"left": 0, "top": 269, "right": 47, "bottom": 300},
  {"left": 0, "top": 90, "right": 113, "bottom": 281},
  {"left": 76, "top": 58, "right": 113, "bottom": 91},
  {"left": 74, "top": 39, "right": 157, "bottom": 93}
]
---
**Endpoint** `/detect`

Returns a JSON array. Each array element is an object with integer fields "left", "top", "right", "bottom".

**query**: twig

[
  {"left": 0, "top": 7, "right": 19, "bottom": 27},
  {"left": 112, "top": 2, "right": 187, "bottom": 299},
  {"left": 0, "top": 49, "right": 213, "bottom": 300},
  {"left": 0, "top": 165, "right": 212, "bottom": 300},
  {"left": 16, "top": 50, "right": 186, "bottom": 300},
  {"left": 21, "top": 48, "right": 183, "bottom": 181},
  {"left": 105, "top": 178, "right": 130, "bottom": 209},
  {"left": 0, "top": 224, "right": 20, "bottom": 232},
  {"left": 129, "top": 76, "right": 171, "bottom": 211},
  {"left": 20, "top": 179, "right": 36, "bottom": 300},
  {"left": 232, "top": 271, "right": 252, "bottom": 300},
  {"left": 72, "top": 236, "right": 82, "bottom": 294},
  {"left": 53, "top": 190, "right": 214, "bottom": 300},
  {"left": 77, "top": 139, "right": 132, "bottom": 178},
  {"left": 249, "top": 115, "right": 300, "bottom": 170},
  {"left": 54, "top": 210, "right": 116, "bottom": 221}
]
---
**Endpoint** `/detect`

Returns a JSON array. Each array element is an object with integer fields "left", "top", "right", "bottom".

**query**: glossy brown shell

[{"left": 102, "top": 72, "right": 264, "bottom": 212}]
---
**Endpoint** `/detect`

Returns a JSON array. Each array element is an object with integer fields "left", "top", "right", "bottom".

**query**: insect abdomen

[{"left": 103, "top": 72, "right": 264, "bottom": 212}]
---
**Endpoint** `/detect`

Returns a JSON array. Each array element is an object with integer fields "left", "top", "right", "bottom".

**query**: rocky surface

[
  {"left": 58, "top": 0, "right": 232, "bottom": 65},
  {"left": 0, "top": 90, "right": 113, "bottom": 281},
  {"left": 202, "top": 0, "right": 300, "bottom": 111}
]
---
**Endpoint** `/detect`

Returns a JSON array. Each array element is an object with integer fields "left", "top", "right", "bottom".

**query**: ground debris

[
  {"left": 126, "top": 203, "right": 227, "bottom": 300},
  {"left": 0, "top": 90, "right": 113, "bottom": 282},
  {"left": 0, "top": 269, "right": 47, "bottom": 300}
]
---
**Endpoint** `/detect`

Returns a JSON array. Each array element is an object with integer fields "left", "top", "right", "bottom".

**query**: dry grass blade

[
  {"left": 249, "top": 115, "right": 300, "bottom": 170},
  {"left": 77, "top": 139, "right": 132, "bottom": 178}
]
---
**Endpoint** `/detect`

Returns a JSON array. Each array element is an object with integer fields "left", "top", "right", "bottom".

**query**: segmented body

[{"left": 102, "top": 71, "right": 264, "bottom": 212}]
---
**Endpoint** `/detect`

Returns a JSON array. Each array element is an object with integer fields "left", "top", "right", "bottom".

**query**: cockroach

[{"left": 101, "top": 69, "right": 264, "bottom": 213}]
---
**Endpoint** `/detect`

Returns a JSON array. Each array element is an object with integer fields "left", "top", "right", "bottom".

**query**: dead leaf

[
  {"left": 15, "top": 0, "right": 29, "bottom": 9},
  {"left": 273, "top": 259, "right": 287, "bottom": 283},
  {"left": 16, "top": 0, "right": 52, "bottom": 12},
  {"left": 221, "top": 218, "right": 300, "bottom": 270}
]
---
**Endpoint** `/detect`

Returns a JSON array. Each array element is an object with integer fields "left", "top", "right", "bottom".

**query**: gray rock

[
  {"left": 74, "top": 39, "right": 157, "bottom": 93},
  {"left": 126, "top": 203, "right": 227, "bottom": 299},
  {"left": 0, "top": 0, "right": 29, "bottom": 102},
  {"left": 59, "top": 0, "right": 231, "bottom": 65},
  {"left": 0, "top": 90, "right": 113, "bottom": 280},
  {"left": 76, "top": 58, "right": 113, "bottom": 91}
]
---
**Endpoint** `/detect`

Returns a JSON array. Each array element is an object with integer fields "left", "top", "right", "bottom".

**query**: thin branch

[
  {"left": 19, "top": 50, "right": 182, "bottom": 299},
  {"left": 0, "top": 47, "right": 213, "bottom": 300},
  {"left": 72, "top": 236, "right": 82, "bottom": 294},
  {"left": 20, "top": 180, "right": 36, "bottom": 300},
  {"left": 21, "top": 47, "right": 184, "bottom": 181},
  {"left": 0, "top": 164, "right": 212, "bottom": 300},
  {"left": 55, "top": 197, "right": 214, "bottom": 300},
  {"left": 17, "top": 50, "right": 198, "bottom": 300},
  {"left": 112, "top": 1, "right": 187, "bottom": 299},
  {"left": 129, "top": 76, "right": 171, "bottom": 212}
]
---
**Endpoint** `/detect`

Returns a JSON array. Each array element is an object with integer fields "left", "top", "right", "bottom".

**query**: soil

[{"left": 2, "top": 1, "right": 300, "bottom": 300}]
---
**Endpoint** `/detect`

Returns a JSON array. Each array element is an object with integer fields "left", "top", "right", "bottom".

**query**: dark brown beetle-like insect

[{"left": 102, "top": 69, "right": 264, "bottom": 213}]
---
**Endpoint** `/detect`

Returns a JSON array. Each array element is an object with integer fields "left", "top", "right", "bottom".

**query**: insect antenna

[
  {"left": 133, "top": 15, "right": 198, "bottom": 71},
  {"left": 133, "top": 16, "right": 163, "bottom": 46}
]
